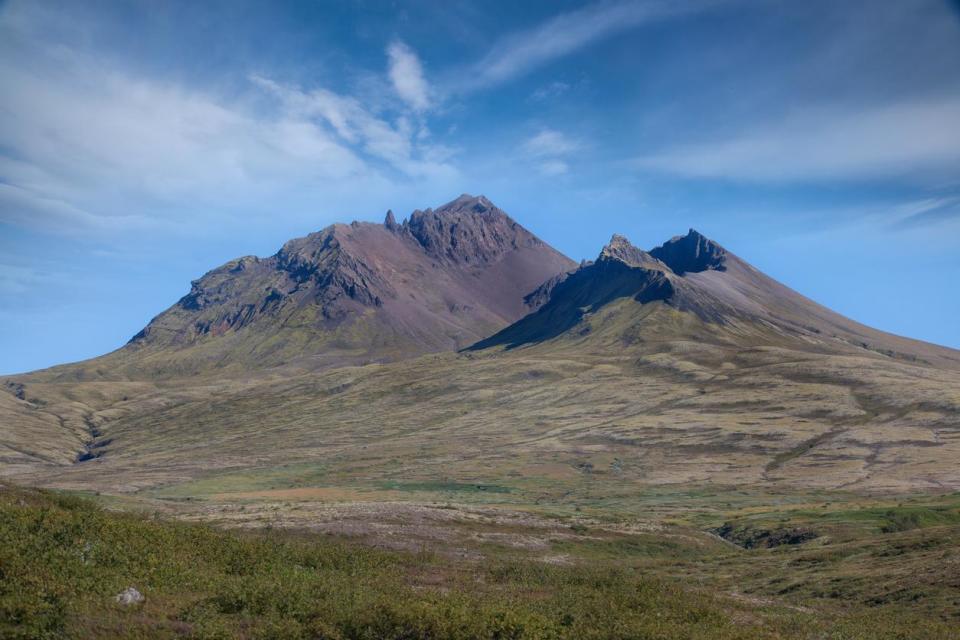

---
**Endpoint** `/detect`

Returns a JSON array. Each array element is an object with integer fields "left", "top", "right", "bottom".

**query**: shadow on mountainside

[{"left": 468, "top": 255, "right": 674, "bottom": 351}]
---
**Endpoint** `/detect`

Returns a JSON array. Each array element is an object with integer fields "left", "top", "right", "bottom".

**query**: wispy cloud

[
  {"left": 636, "top": 97, "right": 960, "bottom": 183},
  {"left": 530, "top": 81, "right": 571, "bottom": 102},
  {"left": 537, "top": 160, "right": 572, "bottom": 177},
  {"left": 0, "top": 12, "right": 456, "bottom": 236},
  {"left": 522, "top": 129, "right": 581, "bottom": 176},
  {"left": 523, "top": 130, "right": 581, "bottom": 157},
  {"left": 0, "top": 262, "right": 61, "bottom": 296},
  {"left": 462, "top": 0, "right": 708, "bottom": 90},
  {"left": 0, "top": 182, "right": 154, "bottom": 233},
  {"left": 250, "top": 75, "right": 453, "bottom": 179},
  {"left": 888, "top": 197, "right": 960, "bottom": 229},
  {"left": 0, "top": 50, "right": 374, "bottom": 233},
  {"left": 387, "top": 41, "right": 431, "bottom": 112}
]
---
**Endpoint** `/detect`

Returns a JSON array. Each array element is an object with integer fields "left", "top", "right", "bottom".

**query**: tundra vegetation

[{"left": 2, "top": 484, "right": 959, "bottom": 639}]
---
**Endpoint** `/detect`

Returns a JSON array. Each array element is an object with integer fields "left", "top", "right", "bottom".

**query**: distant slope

[
  {"left": 43, "top": 195, "right": 575, "bottom": 379},
  {"left": 471, "top": 231, "right": 960, "bottom": 371}
]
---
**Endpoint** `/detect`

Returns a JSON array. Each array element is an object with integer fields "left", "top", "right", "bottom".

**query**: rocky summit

[
  {"left": 649, "top": 228, "right": 727, "bottom": 275},
  {"left": 87, "top": 195, "right": 575, "bottom": 377}
]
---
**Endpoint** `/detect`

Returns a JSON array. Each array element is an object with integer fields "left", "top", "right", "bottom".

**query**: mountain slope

[
  {"left": 54, "top": 195, "right": 575, "bottom": 378},
  {"left": 471, "top": 231, "right": 960, "bottom": 371}
]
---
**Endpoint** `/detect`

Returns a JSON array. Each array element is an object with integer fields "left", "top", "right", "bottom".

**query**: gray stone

[{"left": 115, "top": 586, "right": 144, "bottom": 605}]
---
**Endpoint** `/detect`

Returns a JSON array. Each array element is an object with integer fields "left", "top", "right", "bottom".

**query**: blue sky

[{"left": 2, "top": 0, "right": 960, "bottom": 374}]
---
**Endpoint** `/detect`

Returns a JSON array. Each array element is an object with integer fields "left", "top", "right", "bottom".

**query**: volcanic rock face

[
  {"left": 650, "top": 229, "right": 727, "bottom": 275},
  {"left": 598, "top": 234, "right": 663, "bottom": 269},
  {"left": 522, "top": 270, "right": 576, "bottom": 309},
  {"left": 401, "top": 194, "right": 541, "bottom": 265},
  {"left": 383, "top": 209, "right": 398, "bottom": 232},
  {"left": 120, "top": 195, "right": 575, "bottom": 374}
]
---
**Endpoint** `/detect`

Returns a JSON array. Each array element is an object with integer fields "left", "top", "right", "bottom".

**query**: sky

[{"left": 2, "top": 0, "right": 960, "bottom": 375}]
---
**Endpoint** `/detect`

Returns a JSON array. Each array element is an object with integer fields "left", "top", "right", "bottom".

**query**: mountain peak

[
  {"left": 405, "top": 194, "right": 543, "bottom": 264},
  {"left": 120, "top": 195, "right": 575, "bottom": 373},
  {"left": 650, "top": 228, "right": 727, "bottom": 275},
  {"left": 598, "top": 234, "right": 661, "bottom": 269},
  {"left": 384, "top": 209, "right": 398, "bottom": 231},
  {"left": 437, "top": 193, "right": 494, "bottom": 214}
]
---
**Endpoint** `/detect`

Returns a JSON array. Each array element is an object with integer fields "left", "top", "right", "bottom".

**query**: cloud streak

[
  {"left": 0, "top": 14, "right": 456, "bottom": 235},
  {"left": 888, "top": 197, "right": 960, "bottom": 229},
  {"left": 636, "top": 97, "right": 960, "bottom": 183},
  {"left": 0, "top": 53, "right": 368, "bottom": 232},
  {"left": 463, "top": 0, "right": 707, "bottom": 90}
]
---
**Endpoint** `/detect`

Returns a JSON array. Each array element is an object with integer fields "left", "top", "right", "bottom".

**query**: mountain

[
  {"left": 2, "top": 215, "right": 959, "bottom": 497},
  {"left": 60, "top": 195, "right": 575, "bottom": 378},
  {"left": 471, "top": 231, "right": 960, "bottom": 370}
]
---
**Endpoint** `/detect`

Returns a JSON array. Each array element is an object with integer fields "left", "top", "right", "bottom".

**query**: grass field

[{"left": 3, "top": 483, "right": 959, "bottom": 639}]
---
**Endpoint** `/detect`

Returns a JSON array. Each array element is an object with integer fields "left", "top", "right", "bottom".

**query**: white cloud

[
  {"left": 387, "top": 41, "right": 430, "bottom": 111},
  {"left": 636, "top": 97, "right": 960, "bottom": 183},
  {"left": 250, "top": 75, "right": 453, "bottom": 179},
  {"left": 523, "top": 129, "right": 581, "bottom": 158},
  {"left": 464, "top": 0, "right": 704, "bottom": 90},
  {"left": 0, "top": 52, "right": 375, "bottom": 232},
  {"left": 0, "top": 14, "right": 457, "bottom": 236},
  {"left": 538, "top": 160, "right": 571, "bottom": 176},
  {"left": 0, "top": 182, "right": 154, "bottom": 233},
  {"left": 521, "top": 129, "right": 580, "bottom": 176}
]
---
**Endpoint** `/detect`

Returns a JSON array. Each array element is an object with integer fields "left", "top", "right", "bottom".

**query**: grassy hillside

[
  {"left": 7, "top": 331, "right": 959, "bottom": 498},
  {"left": 2, "top": 483, "right": 959, "bottom": 639}
]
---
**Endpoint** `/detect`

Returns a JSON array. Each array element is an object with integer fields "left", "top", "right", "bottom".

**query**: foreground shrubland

[{"left": 0, "top": 484, "right": 955, "bottom": 639}]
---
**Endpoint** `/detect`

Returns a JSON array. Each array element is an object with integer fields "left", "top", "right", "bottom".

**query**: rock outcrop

[
  {"left": 115, "top": 587, "right": 144, "bottom": 605},
  {"left": 598, "top": 234, "right": 664, "bottom": 269},
  {"left": 650, "top": 228, "right": 727, "bottom": 275},
  {"left": 383, "top": 209, "right": 398, "bottom": 232}
]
